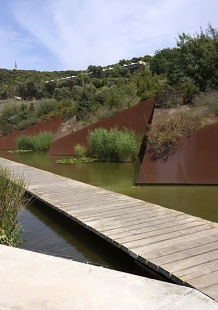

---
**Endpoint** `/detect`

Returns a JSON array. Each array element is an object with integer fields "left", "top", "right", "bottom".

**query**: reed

[
  {"left": 0, "top": 166, "right": 29, "bottom": 247},
  {"left": 88, "top": 127, "right": 141, "bottom": 162},
  {"left": 16, "top": 132, "right": 55, "bottom": 151}
]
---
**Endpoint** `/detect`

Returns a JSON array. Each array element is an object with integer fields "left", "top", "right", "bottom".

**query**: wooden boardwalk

[{"left": 1, "top": 157, "right": 218, "bottom": 302}]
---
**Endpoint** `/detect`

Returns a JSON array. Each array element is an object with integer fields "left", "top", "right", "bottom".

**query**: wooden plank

[
  {"left": 187, "top": 270, "right": 218, "bottom": 290},
  {"left": 200, "top": 283, "right": 218, "bottom": 301},
  {"left": 159, "top": 249, "right": 218, "bottom": 277},
  {"left": 81, "top": 208, "right": 179, "bottom": 227},
  {"left": 128, "top": 227, "right": 218, "bottom": 259},
  {"left": 148, "top": 240, "right": 218, "bottom": 269},
  {"left": 171, "top": 259, "right": 218, "bottom": 282},
  {"left": 84, "top": 211, "right": 189, "bottom": 233},
  {"left": 138, "top": 233, "right": 218, "bottom": 262},
  {"left": 121, "top": 224, "right": 213, "bottom": 251},
  {"left": 113, "top": 221, "right": 205, "bottom": 244},
  {"left": 182, "top": 260, "right": 218, "bottom": 283},
  {"left": 103, "top": 214, "right": 190, "bottom": 237}
]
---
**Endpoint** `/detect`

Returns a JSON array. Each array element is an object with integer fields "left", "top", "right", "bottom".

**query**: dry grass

[{"left": 148, "top": 98, "right": 218, "bottom": 159}]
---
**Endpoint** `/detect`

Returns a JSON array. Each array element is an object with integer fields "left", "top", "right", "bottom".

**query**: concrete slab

[{"left": 0, "top": 245, "right": 218, "bottom": 310}]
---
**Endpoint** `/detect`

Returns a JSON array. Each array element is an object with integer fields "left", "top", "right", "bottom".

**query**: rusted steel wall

[
  {"left": 136, "top": 122, "right": 218, "bottom": 184},
  {"left": 49, "top": 98, "right": 155, "bottom": 155},
  {"left": 0, "top": 116, "right": 62, "bottom": 150}
]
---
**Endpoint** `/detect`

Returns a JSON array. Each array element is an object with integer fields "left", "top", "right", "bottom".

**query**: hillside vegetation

[{"left": 0, "top": 24, "right": 218, "bottom": 139}]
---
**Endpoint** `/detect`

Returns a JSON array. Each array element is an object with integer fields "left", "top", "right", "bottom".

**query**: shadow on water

[{"left": 19, "top": 198, "right": 165, "bottom": 281}]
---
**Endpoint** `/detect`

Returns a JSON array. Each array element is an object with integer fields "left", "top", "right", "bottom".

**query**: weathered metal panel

[
  {"left": 136, "top": 122, "right": 218, "bottom": 184},
  {"left": 49, "top": 99, "right": 155, "bottom": 155},
  {"left": 0, "top": 116, "right": 62, "bottom": 150}
]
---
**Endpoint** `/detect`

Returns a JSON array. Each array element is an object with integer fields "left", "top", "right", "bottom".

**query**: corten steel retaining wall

[
  {"left": 0, "top": 116, "right": 62, "bottom": 150},
  {"left": 136, "top": 122, "right": 218, "bottom": 184},
  {"left": 48, "top": 98, "right": 155, "bottom": 156}
]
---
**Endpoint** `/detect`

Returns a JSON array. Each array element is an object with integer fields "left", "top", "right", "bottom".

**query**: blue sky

[{"left": 0, "top": 0, "right": 217, "bottom": 72}]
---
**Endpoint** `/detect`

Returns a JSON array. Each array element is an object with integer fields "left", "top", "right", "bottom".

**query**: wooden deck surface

[{"left": 1, "top": 157, "right": 218, "bottom": 302}]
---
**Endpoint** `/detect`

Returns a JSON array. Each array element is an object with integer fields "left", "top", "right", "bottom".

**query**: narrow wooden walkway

[{"left": 1, "top": 157, "right": 218, "bottom": 302}]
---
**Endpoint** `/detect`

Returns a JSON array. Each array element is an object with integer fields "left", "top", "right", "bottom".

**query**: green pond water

[
  {"left": 2, "top": 150, "right": 218, "bottom": 222},
  {"left": 1, "top": 150, "right": 218, "bottom": 278}
]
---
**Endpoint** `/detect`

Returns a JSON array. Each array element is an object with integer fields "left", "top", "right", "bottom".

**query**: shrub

[
  {"left": 147, "top": 109, "right": 204, "bottom": 157},
  {"left": 0, "top": 166, "right": 29, "bottom": 247},
  {"left": 74, "top": 144, "right": 89, "bottom": 157},
  {"left": 17, "top": 117, "right": 39, "bottom": 130},
  {"left": 53, "top": 87, "right": 72, "bottom": 101},
  {"left": 88, "top": 127, "right": 141, "bottom": 162},
  {"left": 40, "top": 106, "right": 76, "bottom": 122},
  {"left": 56, "top": 98, "right": 73, "bottom": 110},
  {"left": 181, "top": 80, "right": 199, "bottom": 104},
  {"left": 194, "top": 91, "right": 218, "bottom": 115},
  {"left": 35, "top": 99, "right": 57, "bottom": 118},
  {"left": 16, "top": 132, "right": 55, "bottom": 151},
  {"left": 1, "top": 103, "right": 21, "bottom": 120},
  {"left": 0, "top": 119, "right": 14, "bottom": 136},
  {"left": 155, "top": 82, "right": 183, "bottom": 108}
]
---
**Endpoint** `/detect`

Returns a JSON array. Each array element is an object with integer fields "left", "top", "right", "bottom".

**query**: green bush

[
  {"left": 74, "top": 144, "right": 89, "bottom": 157},
  {"left": 35, "top": 99, "right": 57, "bottom": 118},
  {"left": 40, "top": 106, "right": 76, "bottom": 122},
  {"left": 1, "top": 103, "right": 21, "bottom": 120},
  {"left": 16, "top": 132, "right": 55, "bottom": 151},
  {"left": 17, "top": 117, "right": 39, "bottom": 130},
  {"left": 0, "top": 119, "right": 14, "bottom": 136},
  {"left": 53, "top": 87, "right": 72, "bottom": 101},
  {"left": 88, "top": 127, "right": 141, "bottom": 162},
  {"left": 56, "top": 98, "right": 73, "bottom": 110},
  {"left": 181, "top": 80, "right": 199, "bottom": 104},
  {"left": 0, "top": 166, "right": 29, "bottom": 247}
]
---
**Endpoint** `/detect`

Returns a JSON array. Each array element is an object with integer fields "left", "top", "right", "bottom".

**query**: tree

[
  {"left": 109, "top": 64, "right": 130, "bottom": 78},
  {"left": 53, "top": 87, "right": 72, "bottom": 101},
  {"left": 87, "top": 65, "right": 103, "bottom": 78},
  {"left": 168, "top": 24, "right": 218, "bottom": 91},
  {"left": 150, "top": 48, "right": 179, "bottom": 76}
]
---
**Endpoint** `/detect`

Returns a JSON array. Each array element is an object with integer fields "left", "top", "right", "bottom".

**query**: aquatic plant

[
  {"left": 88, "top": 127, "right": 141, "bottom": 162},
  {"left": 16, "top": 131, "right": 55, "bottom": 151},
  {"left": 0, "top": 166, "right": 29, "bottom": 247},
  {"left": 56, "top": 157, "right": 97, "bottom": 164},
  {"left": 74, "top": 144, "right": 89, "bottom": 157}
]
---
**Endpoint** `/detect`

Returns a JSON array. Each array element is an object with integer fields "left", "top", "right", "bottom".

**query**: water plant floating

[
  {"left": 56, "top": 157, "right": 98, "bottom": 164},
  {"left": 8, "top": 150, "right": 33, "bottom": 153}
]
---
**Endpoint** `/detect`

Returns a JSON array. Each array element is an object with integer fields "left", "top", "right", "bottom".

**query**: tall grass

[
  {"left": 194, "top": 91, "right": 218, "bottom": 115},
  {"left": 74, "top": 144, "right": 89, "bottom": 157},
  {"left": 16, "top": 132, "right": 55, "bottom": 151},
  {"left": 88, "top": 127, "right": 141, "bottom": 162},
  {"left": 0, "top": 166, "right": 29, "bottom": 247}
]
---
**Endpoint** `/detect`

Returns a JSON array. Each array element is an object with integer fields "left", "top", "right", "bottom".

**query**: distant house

[{"left": 102, "top": 61, "right": 147, "bottom": 76}]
